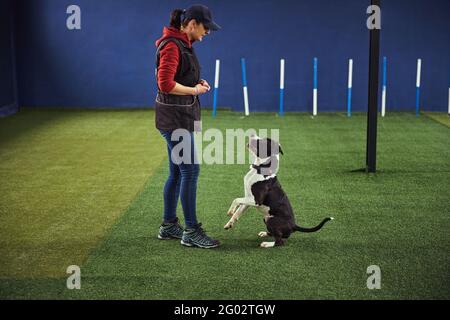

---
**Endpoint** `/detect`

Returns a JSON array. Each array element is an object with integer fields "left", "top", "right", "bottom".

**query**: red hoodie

[{"left": 155, "top": 27, "right": 194, "bottom": 93}]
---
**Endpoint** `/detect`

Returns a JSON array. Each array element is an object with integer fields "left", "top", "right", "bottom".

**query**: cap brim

[{"left": 204, "top": 21, "right": 221, "bottom": 31}]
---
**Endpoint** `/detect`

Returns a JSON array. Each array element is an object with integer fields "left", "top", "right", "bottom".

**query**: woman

[{"left": 154, "top": 5, "right": 221, "bottom": 248}]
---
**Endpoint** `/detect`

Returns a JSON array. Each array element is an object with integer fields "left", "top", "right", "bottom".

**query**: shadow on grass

[
  {"left": 346, "top": 168, "right": 450, "bottom": 175},
  {"left": 0, "top": 108, "right": 70, "bottom": 147}
]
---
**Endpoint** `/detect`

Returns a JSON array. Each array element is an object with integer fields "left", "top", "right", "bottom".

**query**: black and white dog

[{"left": 224, "top": 134, "right": 333, "bottom": 248}]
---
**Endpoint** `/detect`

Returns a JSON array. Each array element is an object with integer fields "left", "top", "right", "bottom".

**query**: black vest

[{"left": 155, "top": 38, "right": 201, "bottom": 132}]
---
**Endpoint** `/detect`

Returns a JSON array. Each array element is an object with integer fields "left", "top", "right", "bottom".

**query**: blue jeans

[{"left": 159, "top": 129, "right": 199, "bottom": 228}]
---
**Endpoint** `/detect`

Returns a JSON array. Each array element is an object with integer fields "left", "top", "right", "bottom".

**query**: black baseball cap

[{"left": 184, "top": 4, "right": 221, "bottom": 31}]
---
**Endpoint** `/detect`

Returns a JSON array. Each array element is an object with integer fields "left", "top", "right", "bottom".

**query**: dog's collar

[
  {"left": 252, "top": 157, "right": 276, "bottom": 178},
  {"left": 254, "top": 156, "right": 271, "bottom": 165}
]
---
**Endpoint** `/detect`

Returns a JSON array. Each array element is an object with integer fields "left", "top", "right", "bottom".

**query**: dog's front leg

[
  {"left": 227, "top": 198, "right": 246, "bottom": 217},
  {"left": 224, "top": 204, "right": 249, "bottom": 229},
  {"left": 226, "top": 199, "right": 240, "bottom": 217},
  {"left": 224, "top": 197, "right": 254, "bottom": 229}
]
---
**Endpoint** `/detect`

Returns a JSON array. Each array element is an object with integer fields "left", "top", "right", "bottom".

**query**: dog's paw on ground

[{"left": 260, "top": 241, "right": 275, "bottom": 248}]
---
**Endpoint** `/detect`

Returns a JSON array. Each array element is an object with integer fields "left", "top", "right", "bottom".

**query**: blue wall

[
  {"left": 12, "top": 0, "right": 450, "bottom": 111},
  {"left": 382, "top": 0, "right": 450, "bottom": 111},
  {"left": 0, "top": 0, "right": 17, "bottom": 116}
]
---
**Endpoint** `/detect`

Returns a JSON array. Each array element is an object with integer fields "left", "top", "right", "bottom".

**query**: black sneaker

[
  {"left": 181, "top": 223, "right": 220, "bottom": 248},
  {"left": 158, "top": 218, "right": 184, "bottom": 240}
]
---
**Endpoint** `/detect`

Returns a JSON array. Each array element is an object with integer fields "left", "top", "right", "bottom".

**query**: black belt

[{"left": 156, "top": 91, "right": 197, "bottom": 106}]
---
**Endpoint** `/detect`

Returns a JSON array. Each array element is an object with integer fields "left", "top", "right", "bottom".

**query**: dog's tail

[{"left": 294, "top": 217, "right": 334, "bottom": 233}]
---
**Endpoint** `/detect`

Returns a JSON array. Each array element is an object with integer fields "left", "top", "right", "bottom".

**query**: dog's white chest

[{"left": 243, "top": 167, "right": 267, "bottom": 198}]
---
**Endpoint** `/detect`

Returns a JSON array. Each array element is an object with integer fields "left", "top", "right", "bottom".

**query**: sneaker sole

[
  {"left": 181, "top": 240, "right": 219, "bottom": 249},
  {"left": 158, "top": 235, "right": 182, "bottom": 240}
]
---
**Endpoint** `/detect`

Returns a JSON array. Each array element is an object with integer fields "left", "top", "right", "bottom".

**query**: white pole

[
  {"left": 416, "top": 59, "right": 422, "bottom": 88},
  {"left": 348, "top": 59, "right": 353, "bottom": 89},
  {"left": 280, "top": 59, "right": 285, "bottom": 90},
  {"left": 214, "top": 59, "right": 220, "bottom": 89},
  {"left": 243, "top": 87, "right": 249, "bottom": 116},
  {"left": 448, "top": 87, "right": 450, "bottom": 115},
  {"left": 313, "top": 89, "right": 318, "bottom": 116}
]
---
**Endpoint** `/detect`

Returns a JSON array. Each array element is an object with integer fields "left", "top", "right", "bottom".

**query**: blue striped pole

[
  {"left": 279, "top": 59, "right": 285, "bottom": 116},
  {"left": 416, "top": 59, "right": 422, "bottom": 116},
  {"left": 313, "top": 57, "right": 318, "bottom": 116},
  {"left": 381, "top": 56, "right": 387, "bottom": 117},
  {"left": 212, "top": 59, "right": 220, "bottom": 118},
  {"left": 241, "top": 58, "right": 250, "bottom": 116},
  {"left": 347, "top": 59, "right": 353, "bottom": 117}
]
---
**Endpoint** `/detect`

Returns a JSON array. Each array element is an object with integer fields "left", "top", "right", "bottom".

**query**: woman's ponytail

[{"left": 169, "top": 9, "right": 185, "bottom": 29}]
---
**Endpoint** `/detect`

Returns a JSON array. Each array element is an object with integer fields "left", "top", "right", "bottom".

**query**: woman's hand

[
  {"left": 194, "top": 83, "right": 210, "bottom": 95},
  {"left": 199, "top": 79, "right": 211, "bottom": 91}
]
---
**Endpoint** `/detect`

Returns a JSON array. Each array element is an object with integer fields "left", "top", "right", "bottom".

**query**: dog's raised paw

[
  {"left": 258, "top": 231, "right": 268, "bottom": 238},
  {"left": 260, "top": 241, "right": 275, "bottom": 248},
  {"left": 224, "top": 222, "right": 233, "bottom": 230}
]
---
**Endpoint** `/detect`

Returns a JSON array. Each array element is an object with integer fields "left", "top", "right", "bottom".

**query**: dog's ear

[{"left": 270, "top": 140, "right": 283, "bottom": 155}]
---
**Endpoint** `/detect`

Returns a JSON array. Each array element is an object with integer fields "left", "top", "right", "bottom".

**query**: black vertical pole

[{"left": 366, "top": 0, "right": 381, "bottom": 173}]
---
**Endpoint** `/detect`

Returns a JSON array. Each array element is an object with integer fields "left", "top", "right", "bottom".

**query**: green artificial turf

[
  {"left": 0, "top": 110, "right": 449, "bottom": 299},
  {"left": 424, "top": 112, "right": 450, "bottom": 128},
  {"left": 0, "top": 109, "right": 166, "bottom": 279}
]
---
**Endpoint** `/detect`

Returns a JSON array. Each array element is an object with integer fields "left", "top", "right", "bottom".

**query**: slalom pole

[
  {"left": 381, "top": 56, "right": 387, "bottom": 117},
  {"left": 313, "top": 57, "right": 318, "bottom": 116},
  {"left": 416, "top": 58, "right": 422, "bottom": 116},
  {"left": 241, "top": 58, "right": 250, "bottom": 116},
  {"left": 347, "top": 59, "right": 353, "bottom": 117},
  {"left": 279, "top": 59, "right": 285, "bottom": 116},
  {"left": 212, "top": 59, "right": 220, "bottom": 118}
]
